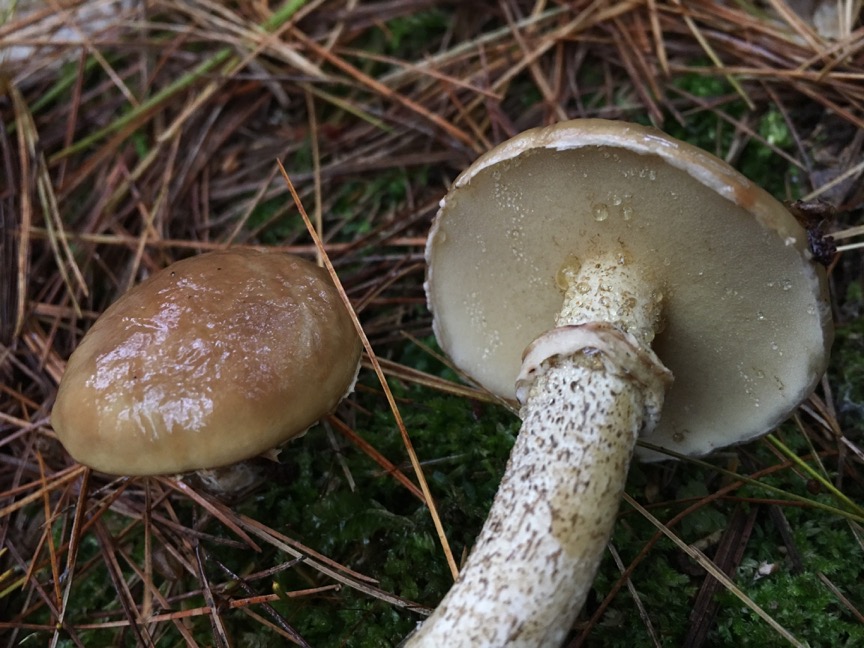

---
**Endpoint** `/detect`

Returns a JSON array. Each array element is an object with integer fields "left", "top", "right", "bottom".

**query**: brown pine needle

[
  {"left": 326, "top": 414, "right": 425, "bottom": 502},
  {"left": 34, "top": 452, "right": 62, "bottom": 610},
  {"left": 2, "top": 2, "right": 863, "bottom": 644},
  {"left": 237, "top": 515, "right": 431, "bottom": 613},
  {"left": 156, "top": 478, "right": 262, "bottom": 553},
  {"left": 670, "top": 0, "right": 756, "bottom": 110}
]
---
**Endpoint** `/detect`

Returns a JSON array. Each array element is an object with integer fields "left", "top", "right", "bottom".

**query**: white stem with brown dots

[{"left": 405, "top": 251, "right": 672, "bottom": 648}]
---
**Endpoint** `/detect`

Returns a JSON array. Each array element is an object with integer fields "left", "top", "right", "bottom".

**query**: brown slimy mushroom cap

[
  {"left": 52, "top": 249, "right": 362, "bottom": 475},
  {"left": 425, "top": 119, "right": 832, "bottom": 460}
]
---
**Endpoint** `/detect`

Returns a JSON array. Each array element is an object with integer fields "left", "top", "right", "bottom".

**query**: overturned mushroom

[
  {"left": 52, "top": 249, "right": 361, "bottom": 476},
  {"left": 409, "top": 120, "right": 832, "bottom": 647}
]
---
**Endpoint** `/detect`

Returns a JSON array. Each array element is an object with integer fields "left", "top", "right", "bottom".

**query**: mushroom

[
  {"left": 52, "top": 249, "right": 361, "bottom": 476},
  {"left": 408, "top": 119, "right": 832, "bottom": 647}
]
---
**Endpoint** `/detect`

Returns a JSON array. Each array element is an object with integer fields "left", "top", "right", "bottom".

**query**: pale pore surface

[{"left": 426, "top": 136, "right": 831, "bottom": 459}]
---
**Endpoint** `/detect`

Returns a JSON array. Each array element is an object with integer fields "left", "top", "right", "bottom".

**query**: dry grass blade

[
  {"left": 236, "top": 515, "right": 431, "bottom": 615},
  {"left": 276, "top": 160, "right": 460, "bottom": 582},
  {"left": 66, "top": 585, "right": 339, "bottom": 628},
  {"left": 623, "top": 494, "right": 806, "bottom": 648},
  {"left": 766, "top": 433, "right": 864, "bottom": 516},
  {"left": 670, "top": 0, "right": 756, "bottom": 109},
  {"left": 818, "top": 571, "right": 864, "bottom": 624},
  {"left": 193, "top": 544, "right": 231, "bottom": 648},
  {"left": 326, "top": 414, "right": 425, "bottom": 502},
  {"left": 155, "top": 478, "right": 262, "bottom": 552},
  {"left": 683, "top": 506, "right": 758, "bottom": 647},
  {"left": 91, "top": 519, "right": 155, "bottom": 647},
  {"left": 33, "top": 453, "right": 62, "bottom": 623},
  {"left": 290, "top": 29, "right": 479, "bottom": 152},
  {"left": 9, "top": 82, "right": 87, "bottom": 312},
  {"left": 0, "top": 465, "right": 87, "bottom": 519},
  {"left": 364, "top": 355, "right": 499, "bottom": 403},
  {"left": 607, "top": 543, "right": 661, "bottom": 647},
  {"left": 207, "top": 552, "right": 311, "bottom": 645},
  {"left": 0, "top": 100, "right": 24, "bottom": 341}
]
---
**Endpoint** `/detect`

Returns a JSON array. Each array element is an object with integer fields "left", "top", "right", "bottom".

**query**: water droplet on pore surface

[
  {"left": 640, "top": 168, "right": 657, "bottom": 180},
  {"left": 593, "top": 204, "right": 609, "bottom": 221},
  {"left": 555, "top": 255, "right": 582, "bottom": 291},
  {"left": 622, "top": 206, "right": 633, "bottom": 220}
]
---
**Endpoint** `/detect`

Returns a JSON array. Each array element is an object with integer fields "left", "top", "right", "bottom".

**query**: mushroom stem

[{"left": 406, "top": 252, "right": 672, "bottom": 647}]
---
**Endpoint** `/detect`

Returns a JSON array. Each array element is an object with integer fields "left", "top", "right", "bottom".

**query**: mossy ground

[{"left": 2, "top": 2, "right": 863, "bottom": 646}]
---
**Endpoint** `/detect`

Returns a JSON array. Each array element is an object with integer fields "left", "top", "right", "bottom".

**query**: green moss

[
  {"left": 710, "top": 521, "right": 864, "bottom": 646},
  {"left": 184, "top": 376, "right": 520, "bottom": 646},
  {"left": 831, "top": 315, "right": 864, "bottom": 435}
]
